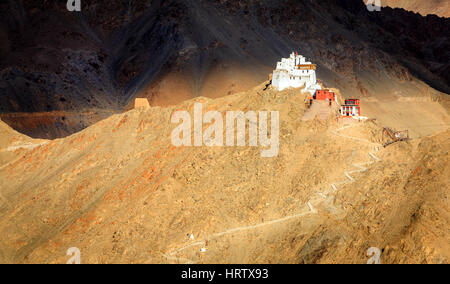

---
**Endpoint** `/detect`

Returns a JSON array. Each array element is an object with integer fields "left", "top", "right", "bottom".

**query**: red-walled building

[
  {"left": 315, "top": 89, "right": 336, "bottom": 102},
  {"left": 340, "top": 99, "right": 361, "bottom": 117},
  {"left": 345, "top": 99, "right": 360, "bottom": 106}
]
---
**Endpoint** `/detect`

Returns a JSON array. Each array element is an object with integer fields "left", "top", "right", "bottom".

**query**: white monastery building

[{"left": 272, "top": 52, "right": 322, "bottom": 95}]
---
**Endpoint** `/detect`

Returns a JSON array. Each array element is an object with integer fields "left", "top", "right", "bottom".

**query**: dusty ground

[
  {"left": 383, "top": 0, "right": 449, "bottom": 17},
  {"left": 0, "top": 82, "right": 448, "bottom": 264}
]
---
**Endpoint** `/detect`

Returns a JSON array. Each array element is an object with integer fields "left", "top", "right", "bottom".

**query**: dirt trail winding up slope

[{"left": 0, "top": 83, "right": 448, "bottom": 264}]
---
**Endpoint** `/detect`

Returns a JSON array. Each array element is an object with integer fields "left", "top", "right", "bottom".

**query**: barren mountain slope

[
  {"left": 0, "top": 83, "right": 448, "bottom": 264},
  {"left": 1, "top": 0, "right": 449, "bottom": 138},
  {"left": 0, "top": 119, "right": 47, "bottom": 165},
  {"left": 0, "top": 119, "right": 23, "bottom": 149},
  {"left": 383, "top": 0, "right": 450, "bottom": 17}
]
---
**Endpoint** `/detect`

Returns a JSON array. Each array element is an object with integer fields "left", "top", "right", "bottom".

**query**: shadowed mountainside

[{"left": 0, "top": 0, "right": 449, "bottom": 138}]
